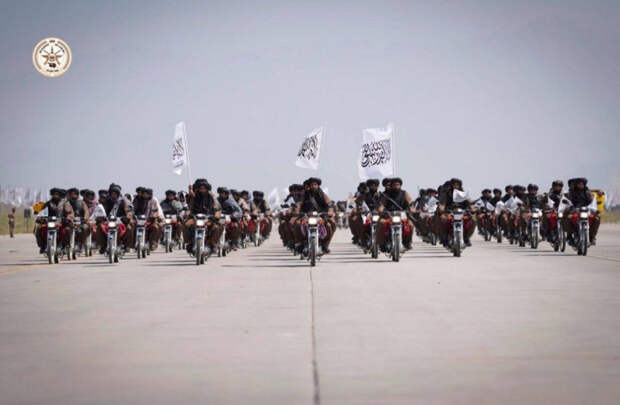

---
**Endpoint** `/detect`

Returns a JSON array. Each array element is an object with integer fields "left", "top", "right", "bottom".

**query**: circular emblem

[{"left": 32, "top": 37, "right": 72, "bottom": 77}]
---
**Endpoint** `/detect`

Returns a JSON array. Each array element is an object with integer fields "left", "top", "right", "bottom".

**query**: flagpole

[
  {"left": 392, "top": 123, "right": 396, "bottom": 176},
  {"left": 182, "top": 122, "right": 193, "bottom": 184}
]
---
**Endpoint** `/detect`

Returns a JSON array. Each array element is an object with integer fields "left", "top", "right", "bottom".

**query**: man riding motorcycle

[
  {"left": 94, "top": 184, "right": 134, "bottom": 254},
  {"left": 143, "top": 188, "right": 164, "bottom": 251},
  {"left": 490, "top": 188, "right": 502, "bottom": 206},
  {"left": 184, "top": 179, "right": 222, "bottom": 255},
  {"left": 563, "top": 177, "right": 600, "bottom": 246},
  {"left": 474, "top": 188, "right": 494, "bottom": 238},
  {"left": 541, "top": 180, "right": 564, "bottom": 241},
  {"left": 279, "top": 184, "right": 304, "bottom": 248},
  {"left": 349, "top": 182, "right": 369, "bottom": 245},
  {"left": 217, "top": 187, "right": 243, "bottom": 249},
  {"left": 517, "top": 184, "right": 545, "bottom": 242},
  {"left": 34, "top": 188, "right": 75, "bottom": 254},
  {"left": 435, "top": 178, "right": 476, "bottom": 247},
  {"left": 161, "top": 190, "right": 185, "bottom": 243},
  {"left": 376, "top": 177, "right": 415, "bottom": 251},
  {"left": 66, "top": 187, "right": 91, "bottom": 250},
  {"left": 351, "top": 179, "right": 381, "bottom": 248},
  {"left": 293, "top": 177, "right": 335, "bottom": 254},
  {"left": 250, "top": 190, "right": 272, "bottom": 239}
]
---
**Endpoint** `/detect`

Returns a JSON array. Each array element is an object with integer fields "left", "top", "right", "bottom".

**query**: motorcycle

[
  {"left": 84, "top": 222, "right": 93, "bottom": 257},
  {"left": 304, "top": 212, "right": 320, "bottom": 267},
  {"left": 495, "top": 213, "right": 503, "bottom": 243},
  {"left": 163, "top": 214, "right": 175, "bottom": 253},
  {"left": 252, "top": 213, "right": 264, "bottom": 247},
  {"left": 450, "top": 208, "right": 465, "bottom": 257},
  {"left": 528, "top": 208, "right": 541, "bottom": 249},
  {"left": 217, "top": 214, "right": 231, "bottom": 257},
  {"left": 46, "top": 216, "right": 60, "bottom": 264},
  {"left": 135, "top": 214, "right": 148, "bottom": 259},
  {"left": 337, "top": 212, "right": 345, "bottom": 229},
  {"left": 552, "top": 211, "right": 566, "bottom": 252},
  {"left": 574, "top": 207, "right": 591, "bottom": 256},
  {"left": 369, "top": 213, "right": 380, "bottom": 259},
  {"left": 106, "top": 216, "right": 121, "bottom": 263},
  {"left": 382, "top": 211, "right": 406, "bottom": 262},
  {"left": 67, "top": 217, "right": 82, "bottom": 260},
  {"left": 477, "top": 208, "right": 492, "bottom": 242},
  {"left": 193, "top": 214, "right": 210, "bottom": 265}
]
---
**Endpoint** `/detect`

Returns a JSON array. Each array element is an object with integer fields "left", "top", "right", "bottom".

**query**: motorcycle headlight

[
  {"left": 47, "top": 222, "right": 56, "bottom": 228},
  {"left": 137, "top": 219, "right": 146, "bottom": 226},
  {"left": 372, "top": 215, "right": 379, "bottom": 222},
  {"left": 338, "top": 213, "right": 343, "bottom": 217},
  {"left": 196, "top": 220, "right": 205, "bottom": 227},
  {"left": 108, "top": 221, "right": 116, "bottom": 228},
  {"left": 579, "top": 212, "right": 588, "bottom": 219},
  {"left": 392, "top": 216, "right": 401, "bottom": 223},
  {"left": 558, "top": 212, "right": 563, "bottom": 218},
  {"left": 165, "top": 218, "right": 172, "bottom": 224},
  {"left": 453, "top": 213, "right": 464, "bottom": 221},
  {"left": 532, "top": 212, "right": 540, "bottom": 219},
  {"left": 308, "top": 217, "right": 318, "bottom": 225}
]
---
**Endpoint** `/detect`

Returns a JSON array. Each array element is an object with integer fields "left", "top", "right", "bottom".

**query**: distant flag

[
  {"left": 295, "top": 127, "right": 323, "bottom": 170},
  {"left": 172, "top": 121, "right": 189, "bottom": 176},
  {"left": 358, "top": 123, "right": 394, "bottom": 180},
  {"left": 25, "top": 188, "right": 32, "bottom": 205},
  {"left": 267, "top": 187, "right": 280, "bottom": 207},
  {"left": 8, "top": 188, "right": 16, "bottom": 205}
]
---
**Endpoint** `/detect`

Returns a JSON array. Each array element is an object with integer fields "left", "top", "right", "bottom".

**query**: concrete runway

[{"left": 1, "top": 226, "right": 619, "bottom": 404}]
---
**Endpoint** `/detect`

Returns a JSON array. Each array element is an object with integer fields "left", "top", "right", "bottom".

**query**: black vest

[
  {"left": 384, "top": 190, "right": 406, "bottom": 211},
  {"left": 69, "top": 198, "right": 84, "bottom": 217},
  {"left": 192, "top": 193, "right": 214, "bottom": 215}
]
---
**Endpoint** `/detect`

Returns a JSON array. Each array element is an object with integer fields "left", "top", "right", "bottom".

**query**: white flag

[
  {"left": 358, "top": 123, "right": 394, "bottom": 180},
  {"left": 172, "top": 121, "right": 188, "bottom": 175},
  {"left": 295, "top": 127, "right": 323, "bottom": 170},
  {"left": 15, "top": 187, "right": 25, "bottom": 206},
  {"left": 267, "top": 187, "right": 280, "bottom": 207}
]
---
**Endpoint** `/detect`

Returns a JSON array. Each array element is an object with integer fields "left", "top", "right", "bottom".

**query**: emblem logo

[{"left": 32, "top": 37, "right": 72, "bottom": 77}]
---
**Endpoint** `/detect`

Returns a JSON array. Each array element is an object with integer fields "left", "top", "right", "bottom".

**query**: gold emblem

[{"left": 32, "top": 37, "right": 72, "bottom": 77}]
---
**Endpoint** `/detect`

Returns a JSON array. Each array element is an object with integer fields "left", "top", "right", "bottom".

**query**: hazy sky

[{"left": 1, "top": 0, "right": 619, "bottom": 199}]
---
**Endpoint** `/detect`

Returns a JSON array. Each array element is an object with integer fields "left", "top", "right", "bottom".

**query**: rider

[
  {"left": 294, "top": 177, "right": 335, "bottom": 254},
  {"left": 474, "top": 188, "right": 494, "bottom": 236},
  {"left": 376, "top": 177, "right": 415, "bottom": 251},
  {"left": 356, "top": 179, "right": 382, "bottom": 247},
  {"left": 161, "top": 190, "right": 184, "bottom": 242},
  {"left": 436, "top": 178, "right": 476, "bottom": 247},
  {"left": 280, "top": 184, "right": 303, "bottom": 248},
  {"left": 541, "top": 180, "right": 564, "bottom": 241},
  {"left": 501, "top": 185, "right": 513, "bottom": 203},
  {"left": 490, "top": 189, "right": 502, "bottom": 206},
  {"left": 133, "top": 187, "right": 147, "bottom": 217},
  {"left": 95, "top": 183, "right": 134, "bottom": 254},
  {"left": 563, "top": 177, "right": 600, "bottom": 245},
  {"left": 349, "top": 182, "right": 369, "bottom": 245},
  {"left": 519, "top": 184, "right": 545, "bottom": 240},
  {"left": 250, "top": 191, "right": 272, "bottom": 239},
  {"left": 66, "top": 187, "right": 91, "bottom": 249},
  {"left": 143, "top": 188, "right": 164, "bottom": 251},
  {"left": 217, "top": 187, "right": 243, "bottom": 249},
  {"left": 34, "top": 188, "right": 75, "bottom": 254},
  {"left": 184, "top": 178, "right": 222, "bottom": 254}
]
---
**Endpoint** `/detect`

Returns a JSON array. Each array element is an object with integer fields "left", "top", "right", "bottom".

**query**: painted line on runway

[{"left": 309, "top": 267, "right": 321, "bottom": 405}]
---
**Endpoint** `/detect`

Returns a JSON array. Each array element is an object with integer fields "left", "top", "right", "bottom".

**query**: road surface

[{"left": 1, "top": 226, "right": 619, "bottom": 404}]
